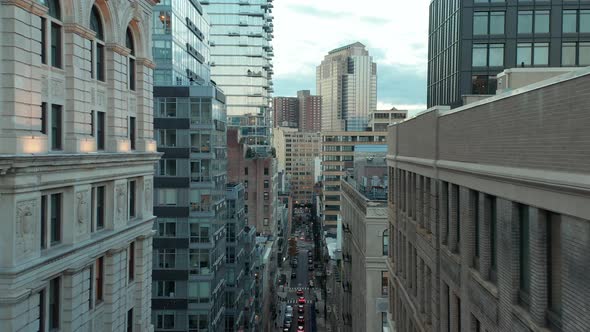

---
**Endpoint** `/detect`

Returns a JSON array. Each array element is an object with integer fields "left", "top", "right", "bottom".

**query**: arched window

[
  {"left": 126, "top": 27, "right": 136, "bottom": 91},
  {"left": 90, "top": 6, "right": 105, "bottom": 81},
  {"left": 39, "top": 0, "right": 62, "bottom": 68},
  {"left": 382, "top": 229, "right": 389, "bottom": 256}
]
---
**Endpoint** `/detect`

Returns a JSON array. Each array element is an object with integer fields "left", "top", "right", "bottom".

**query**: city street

[{"left": 275, "top": 226, "right": 318, "bottom": 332}]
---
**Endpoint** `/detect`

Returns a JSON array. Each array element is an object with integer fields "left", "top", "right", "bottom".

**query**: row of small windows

[
  {"left": 39, "top": 0, "right": 136, "bottom": 90},
  {"left": 473, "top": 10, "right": 590, "bottom": 36},
  {"left": 472, "top": 42, "right": 590, "bottom": 67},
  {"left": 393, "top": 168, "right": 564, "bottom": 329}
]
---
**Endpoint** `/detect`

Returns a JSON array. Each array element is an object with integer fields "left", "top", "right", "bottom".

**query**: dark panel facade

[{"left": 427, "top": 0, "right": 590, "bottom": 108}]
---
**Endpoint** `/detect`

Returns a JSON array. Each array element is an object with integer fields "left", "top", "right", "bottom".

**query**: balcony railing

[{"left": 191, "top": 173, "right": 212, "bottom": 183}]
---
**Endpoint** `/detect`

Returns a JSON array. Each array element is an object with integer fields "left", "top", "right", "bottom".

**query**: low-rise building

[
  {"left": 387, "top": 67, "right": 590, "bottom": 332},
  {"left": 368, "top": 108, "right": 408, "bottom": 132}
]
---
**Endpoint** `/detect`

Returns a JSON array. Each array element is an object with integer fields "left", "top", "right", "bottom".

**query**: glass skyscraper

[
  {"left": 151, "top": 1, "right": 231, "bottom": 331},
  {"left": 202, "top": 0, "right": 274, "bottom": 151}
]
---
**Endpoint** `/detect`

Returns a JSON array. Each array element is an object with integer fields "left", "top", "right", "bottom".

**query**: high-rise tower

[
  {"left": 317, "top": 42, "right": 377, "bottom": 131},
  {"left": 151, "top": 1, "right": 228, "bottom": 331}
]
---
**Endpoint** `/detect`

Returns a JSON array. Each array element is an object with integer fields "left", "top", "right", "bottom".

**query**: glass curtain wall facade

[
  {"left": 152, "top": 1, "right": 229, "bottom": 331},
  {"left": 153, "top": 90, "right": 228, "bottom": 332},
  {"left": 203, "top": 0, "right": 274, "bottom": 122},
  {"left": 427, "top": 0, "right": 590, "bottom": 108},
  {"left": 153, "top": 0, "right": 211, "bottom": 86}
]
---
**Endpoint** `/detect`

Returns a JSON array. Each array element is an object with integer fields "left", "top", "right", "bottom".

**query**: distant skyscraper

[
  {"left": 273, "top": 96, "right": 298, "bottom": 128},
  {"left": 427, "top": 0, "right": 590, "bottom": 108},
  {"left": 297, "top": 90, "right": 322, "bottom": 132},
  {"left": 317, "top": 42, "right": 377, "bottom": 131},
  {"left": 273, "top": 90, "right": 322, "bottom": 131}
]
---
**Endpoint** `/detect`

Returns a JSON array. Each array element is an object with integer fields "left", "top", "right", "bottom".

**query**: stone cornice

[
  {"left": 63, "top": 23, "right": 96, "bottom": 40},
  {"left": 1, "top": 0, "right": 47, "bottom": 16},
  {"left": 137, "top": 229, "right": 156, "bottom": 240},
  {"left": 137, "top": 57, "right": 156, "bottom": 69},
  {"left": 106, "top": 43, "right": 131, "bottom": 56},
  {"left": 0, "top": 152, "right": 161, "bottom": 172},
  {"left": 0, "top": 216, "right": 156, "bottom": 277}
]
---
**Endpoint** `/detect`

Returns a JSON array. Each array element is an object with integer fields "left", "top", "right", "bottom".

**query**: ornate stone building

[{"left": 0, "top": 0, "right": 159, "bottom": 331}]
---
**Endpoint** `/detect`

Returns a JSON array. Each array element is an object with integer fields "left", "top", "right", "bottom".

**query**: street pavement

[{"left": 274, "top": 228, "right": 320, "bottom": 332}]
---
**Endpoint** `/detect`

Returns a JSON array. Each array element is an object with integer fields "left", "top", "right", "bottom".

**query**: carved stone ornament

[
  {"left": 144, "top": 180, "right": 152, "bottom": 211},
  {"left": 16, "top": 200, "right": 36, "bottom": 255},
  {"left": 77, "top": 191, "right": 88, "bottom": 224},
  {"left": 116, "top": 184, "right": 126, "bottom": 217}
]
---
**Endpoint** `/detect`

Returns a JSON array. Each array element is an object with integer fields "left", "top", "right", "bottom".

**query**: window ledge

[
  {"left": 511, "top": 305, "right": 549, "bottom": 332},
  {"left": 468, "top": 268, "right": 498, "bottom": 299}
]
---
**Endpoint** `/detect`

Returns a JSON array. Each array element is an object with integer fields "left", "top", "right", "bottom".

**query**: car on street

[
  {"left": 308, "top": 251, "right": 313, "bottom": 257},
  {"left": 284, "top": 318, "right": 292, "bottom": 328},
  {"left": 298, "top": 297, "right": 306, "bottom": 304},
  {"left": 308, "top": 265, "right": 314, "bottom": 271},
  {"left": 286, "top": 305, "right": 293, "bottom": 318},
  {"left": 297, "top": 326, "right": 304, "bottom": 331},
  {"left": 297, "top": 304, "right": 305, "bottom": 314},
  {"left": 308, "top": 258, "right": 313, "bottom": 264},
  {"left": 296, "top": 289, "right": 304, "bottom": 296},
  {"left": 308, "top": 280, "right": 314, "bottom": 288},
  {"left": 291, "top": 271, "right": 297, "bottom": 279},
  {"left": 297, "top": 316, "right": 305, "bottom": 326}
]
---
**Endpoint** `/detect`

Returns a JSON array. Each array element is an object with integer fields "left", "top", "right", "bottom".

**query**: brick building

[{"left": 386, "top": 67, "right": 590, "bottom": 332}]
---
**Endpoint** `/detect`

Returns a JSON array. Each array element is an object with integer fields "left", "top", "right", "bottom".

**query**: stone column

[
  {"left": 136, "top": 57, "right": 156, "bottom": 152},
  {"left": 449, "top": 184, "right": 458, "bottom": 252},
  {"left": 417, "top": 175, "right": 424, "bottom": 228},
  {"left": 63, "top": 23, "right": 95, "bottom": 153},
  {"left": 134, "top": 232, "right": 154, "bottom": 331},
  {"left": 418, "top": 258, "right": 425, "bottom": 315},
  {"left": 479, "top": 193, "right": 491, "bottom": 279},
  {"left": 529, "top": 208, "right": 548, "bottom": 326},
  {"left": 440, "top": 182, "right": 448, "bottom": 246},
  {"left": 440, "top": 282, "right": 449, "bottom": 332},
  {"left": 449, "top": 291, "right": 459, "bottom": 332}
]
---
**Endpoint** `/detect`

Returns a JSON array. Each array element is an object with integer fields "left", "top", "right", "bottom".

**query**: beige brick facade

[{"left": 387, "top": 68, "right": 590, "bottom": 332}]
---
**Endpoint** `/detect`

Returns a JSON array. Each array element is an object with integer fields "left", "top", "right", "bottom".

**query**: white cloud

[{"left": 273, "top": 0, "right": 430, "bottom": 104}]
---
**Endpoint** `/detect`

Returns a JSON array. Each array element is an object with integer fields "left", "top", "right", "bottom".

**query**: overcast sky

[{"left": 272, "top": 0, "right": 430, "bottom": 112}]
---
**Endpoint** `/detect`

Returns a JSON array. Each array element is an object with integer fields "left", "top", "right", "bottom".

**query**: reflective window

[
  {"left": 563, "top": 10, "right": 577, "bottom": 33},
  {"left": 533, "top": 43, "right": 549, "bottom": 66},
  {"left": 473, "top": 12, "right": 488, "bottom": 35},
  {"left": 517, "top": 43, "right": 532, "bottom": 66},
  {"left": 517, "top": 43, "right": 549, "bottom": 66},
  {"left": 535, "top": 11, "right": 550, "bottom": 34},
  {"left": 472, "top": 44, "right": 487, "bottom": 67},
  {"left": 518, "top": 11, "right": 533, "bottom": 34},
  {"left": 562, "top": 42, "right": 576, "bottom": 66},
  {"left": 581, "top": 10, "right": 590, "bottom": 33},
  {"left": 489, "top": 44, "right": 504, "bottom": 67},
  {"left": 490, "top": 12, "right": 505, "bottom": 35},
  {"left": 581, "top": 43, "right": 590, "bottom": 66},
  {"left": 472, "top": 44, "right": 503, "bottom": 67}
]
